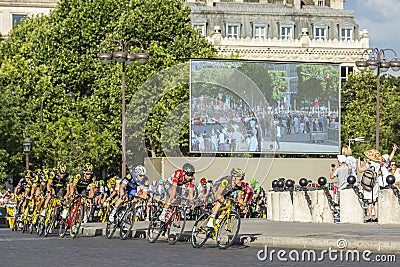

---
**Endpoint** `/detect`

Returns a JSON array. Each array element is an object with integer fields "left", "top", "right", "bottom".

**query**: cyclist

[
  {"left": 104, "top": 176, "right": 118, "bottom": 203},
  {"left": 249, "top": 178, "right": 266, "bottom": 212},
  {"left": 159, "top": 163, "right": 196, "bottom": 222},
  {"left": 198, "top": 177, "right": 213, "bottom": 204},
  {"left": 149, "top": 178, "right": 167, "bottom": 203},
  {"left": 206, "top": 168, "right": 245, "bottom": 228},
  {"left": 43, "top": 164, "right": 69, "bottom": 215},
  {"left": 67, "top": 163, "right": 96, "bottom": 198},
  {"left": 238, "top": 181, "right": 254, "bottom": 217},
  {"left": 62, "top": 163, "right": 96, "bottom": 221},
  {"left": 108, "top": 165, "right": 147, "bottom": 223},
  {"left": 13, "top": 170, "right": 33, "bottom": 215}
]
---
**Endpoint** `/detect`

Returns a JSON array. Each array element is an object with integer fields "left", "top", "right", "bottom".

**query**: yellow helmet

[
  {"left": 58, "top": 164, "right": 67, "bottom": 174},
  {"left": 108, "top": 177, "right": 116, "bottom": 186},
  {"left": 83, "top": 163, "right": 94, "bottom": 174},
  {"left": 25, "top": 170, "right": 33, "bottom": 178}
]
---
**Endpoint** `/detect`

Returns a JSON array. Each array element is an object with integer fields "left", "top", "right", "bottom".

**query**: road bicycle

[
  {"left": 59, "top": 194, "right": 86, "bottom": 239},
  {"left": 43, "top": 195, "right": 63, "bottom": 237},
  {"left": 191, "top": 197, "right": 241, "bottom": 249},
  {"left": 147, "top": 198, "right": 187, "bottom": 245},
  {"left": 105, "top": 196, "right": 137, "bottom": 240}
]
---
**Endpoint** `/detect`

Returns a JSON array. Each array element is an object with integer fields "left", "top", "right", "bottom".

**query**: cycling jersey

[
  {"left": 16, "top": 178, "right": 32, "bottom": 195},
  {"left": 48, "top": 172, "right": 69, "bottom": 197},
  {"left": 136, "top": 176, "right": 150, "bottom": 193},
  {"left": 239, "top": 184, "right": 254, "bottom": 203},
  {"left": 48, "top": 173, "right": 69, "bottom": 188},
  {"left": 213, "top": 175, "right": 242, "bottom": 198},
  {"left": 119, "top": 171, "right": 142, "bottom": 198},
  {"left": 149, "top": 182, "right": 166, "bottom": 198},
  {"left": 73, "top": 171, "right": 96, "bottom": 195},
  {"left": 165, "top": 169, "right": 195, "bottom": 199}
]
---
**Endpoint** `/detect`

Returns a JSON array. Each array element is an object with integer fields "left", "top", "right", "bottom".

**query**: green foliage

[
  {"left": 0, "top": 0, "right": 215, "bottom": 180},
  {"left": 341, "top": 71, "right": 400, "bottom": 159}
]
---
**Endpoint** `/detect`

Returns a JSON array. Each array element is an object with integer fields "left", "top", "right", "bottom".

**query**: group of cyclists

[{"left": 10, "top": 161, "right": 267, "bottom": 244}]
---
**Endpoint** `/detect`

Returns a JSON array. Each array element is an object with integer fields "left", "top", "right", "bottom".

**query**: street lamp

[
  {"left": 22, "top": 137, "right": 31, "bottom": 171},
  {"left": 97, "top": 39, "right": 149, "bottom": 178},
  {"left": 355, "top": 48, "right": 400, "bottom": 151}
]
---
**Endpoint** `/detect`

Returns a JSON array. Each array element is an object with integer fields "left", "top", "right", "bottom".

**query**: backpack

[{"left": 360, "top": 166, "right": 377, "bottom": 192}]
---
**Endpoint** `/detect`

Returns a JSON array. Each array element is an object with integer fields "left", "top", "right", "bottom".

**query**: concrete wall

[{"left": 144, "top": 157, "right": 337, "bottom": 190}]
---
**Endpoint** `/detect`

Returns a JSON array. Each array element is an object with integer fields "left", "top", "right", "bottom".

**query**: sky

[{"left": 345, "top": 0, "right": 400, "bottom": 59}]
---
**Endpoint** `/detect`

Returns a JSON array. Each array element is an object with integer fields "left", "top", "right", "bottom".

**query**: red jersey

[{"left": 168, "top": 169, "right": 194, "bottom": 189}]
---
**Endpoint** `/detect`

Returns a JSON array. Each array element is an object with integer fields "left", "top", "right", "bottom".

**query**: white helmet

[{"left": 135, "top": 165, "right": 146, "bottom": 176}]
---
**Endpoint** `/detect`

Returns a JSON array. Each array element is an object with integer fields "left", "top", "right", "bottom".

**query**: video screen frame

[{"left": 189, "top": 59, "right": 340, "bottom": 154}]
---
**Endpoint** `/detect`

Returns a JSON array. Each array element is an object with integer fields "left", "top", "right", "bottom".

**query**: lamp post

[
  {"left": 355, "top": 48, "right": 400, "bottom": 151},
  {"left": 23, "top": 137, "right": 31, "bottom": 171},
  {"left": 97, "top": 40, "right": 149, "bottom": 178}
]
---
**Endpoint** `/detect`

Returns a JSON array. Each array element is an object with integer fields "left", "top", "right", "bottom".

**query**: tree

[
  {"left": 341, "top": 71, "right": 400, "bottom": 158},
  {"left": 0, "top": 0, "right": 215, "bottom": 180}
]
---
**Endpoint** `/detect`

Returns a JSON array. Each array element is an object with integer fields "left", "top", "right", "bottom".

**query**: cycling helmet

[
  {"left": 99, "top": 180, "right": 105, "bottom": 186},
  {"left": 43, "top": 168, "right": 49, "bottom": 174},
  {"left": 83, "top": 163, "right": 94, "bottom": 174},
  {"left": 200, "top": 177, "right": 207, "bottom": 186},
  {"left": 25, "top": 170, "right": 33, "bottom": 178},
  {"left": 58, "top": 164, "right": 67, "bottom": 174},
  {"left": 135, "top": 165, "right": 146, "bottom": 176},
  {"left": 249, "top": 178, "right": 256, "bottom": 186},
  {"left": 231, "top": 168, "right": 245, "bottom": 179},
  {"left": 182, "top": 163, "right": 195, "bottom": 176},
  {"left": 108, "top": 177, "right": 116, "bottom": 185},
  {"left": 158, "top": 178, "right": 164, "bottom": 185}
]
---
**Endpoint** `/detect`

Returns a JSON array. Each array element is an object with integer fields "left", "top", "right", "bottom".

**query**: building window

[
  {"left": 227, "top": 24, "right": 240, "bottom": 38},
  {"left": 340, "top": 28, "right": 352, "bottom": 41},
  {"left": 317, "top": 0, "right": 325, "bottom": 6},
  {"left": 12, "top": 14, "right": 27, "bottom": 28},
  {"left": 281, "top": 27, "right": 293, "bottom": 40},
  {"left": 193, "top": 24, "right": 206, "bottom": 36},
  {"left": 254, "top": 26, "right": 267, "bottom": 39},
  {"left": 341, "top": 66, "right": 354, "bottom": 82},
  {"left": 314, "top": 27, "right": 327, "bottom": 40}
]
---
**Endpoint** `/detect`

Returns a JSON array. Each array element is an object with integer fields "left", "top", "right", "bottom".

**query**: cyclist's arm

[
  {"left": 119, "top": 183, "right": 127, "bottom": 198},
  {"left": 187, "top": 184, "right": 194, "bottom": 201},
  {"left": 14, "top": 185, "right": 20, "bottom": 196}
]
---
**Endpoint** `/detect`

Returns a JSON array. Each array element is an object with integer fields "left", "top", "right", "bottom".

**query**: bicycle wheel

[
  {"left": 147, "top": 218, "right": 162, "bottom": 243},
  {"left": 216, "top": 211, "right": 240, "bottom": 249},
  {"left": 59, "top": 211, "right": 69, "bottom": 238},
  {"left": 167, "top": 208, "right": 186, "bottom": 245},
  {"left": 105, "top": 210, "right": 119, "bottom": 239},
  {"left": 44, "top": 207, "right": 58, "bottom": 237},
  {"left": 119, "top": 206, "right": 135, "bottom": 240},
  {"left": 191, "top": 212, "right": 211, "bottom": 248},
  {"left": 70, "top": 204, "right": 84, "bottom": 239},
  {"left": 37, "top": 215, "right": 46, "bottom": 236}
]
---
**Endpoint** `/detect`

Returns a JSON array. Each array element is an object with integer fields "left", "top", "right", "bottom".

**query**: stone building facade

[
  {"left": 0, "top": 0, "right": 56, "bottom": 37},
  {"left": 1, "top": 0, "right": 367, "bottom": 79},
  {"left": 186, "top": 0, "right": 368, "bottom": 80}
]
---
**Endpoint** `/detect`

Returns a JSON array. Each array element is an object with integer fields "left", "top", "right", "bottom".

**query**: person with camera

[{"left": 329, "top": 154, "right": 349, "bottom": 191}]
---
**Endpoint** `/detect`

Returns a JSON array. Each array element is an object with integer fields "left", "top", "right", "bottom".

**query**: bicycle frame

[{"left": 68, "top": 195, "right": 85, "bottom": 228}]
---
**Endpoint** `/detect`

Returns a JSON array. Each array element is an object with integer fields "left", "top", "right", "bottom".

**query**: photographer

[{"left": 329, "top": 154, "right": 349, "bottom": 191}]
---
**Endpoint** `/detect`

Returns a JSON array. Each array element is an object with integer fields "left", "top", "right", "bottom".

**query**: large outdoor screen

[{"left": 190, "top": 59, "right": 340, "bottom": 154}]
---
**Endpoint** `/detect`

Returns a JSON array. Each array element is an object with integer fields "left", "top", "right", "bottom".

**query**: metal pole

[
  {"left": 25, "top": 152, "right": 29, "bottom": 170},
  {"left": 121, "top": 62, "right": 127, "bottom": 178},
  {"left": 376, "top": 66, "right": 381, "bottom": 151}
]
